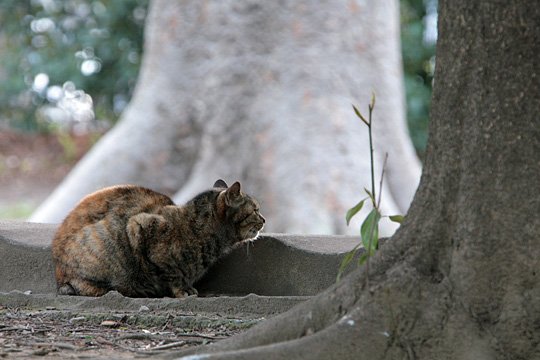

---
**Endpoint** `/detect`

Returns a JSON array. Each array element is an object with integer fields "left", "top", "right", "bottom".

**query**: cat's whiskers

[
  {"left": 244, "top": 240, "right": 252, "bottom": 256},
  {"left": 241, "top": 230, "right": 261, "bottom": 256}
]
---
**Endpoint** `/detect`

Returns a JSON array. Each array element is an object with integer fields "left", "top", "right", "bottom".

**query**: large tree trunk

[
  {"left": 164, "top": 1, "right": 540, "bottom": 359},
  {"left": 30, "top": 0, "right": 420, "bottom": 235}
]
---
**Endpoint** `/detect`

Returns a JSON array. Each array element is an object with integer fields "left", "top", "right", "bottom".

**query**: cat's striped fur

[{"left": 52, "top": 180, "right": 265, "bottom": 298}]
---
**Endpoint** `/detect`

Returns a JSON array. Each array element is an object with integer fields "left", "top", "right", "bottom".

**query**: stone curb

[
  {"left": 0, "top": 220, "right": 363, "bottom": 296},
  {"left": 0, "top": 290, "right": 310, "bottom": 317}
]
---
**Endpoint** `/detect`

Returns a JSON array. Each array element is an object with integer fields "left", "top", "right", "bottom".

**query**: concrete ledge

[
  {"left": 0, "top": 290, "right": 309, "bottom": 317},
  {"left": 0, "top": 221, "right": 363, "bottom": 296},
  {"left": 195, "top": 234, "right": 361, "bottom": 296},
  {"left": 0, "top": 221, "right": 56, "bottom": 294}
]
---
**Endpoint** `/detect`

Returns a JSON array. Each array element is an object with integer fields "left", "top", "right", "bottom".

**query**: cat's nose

[{"left": 261, "top": 215, "right": 266, "bottom": 224}]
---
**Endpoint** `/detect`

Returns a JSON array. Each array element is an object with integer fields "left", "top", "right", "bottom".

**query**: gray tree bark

[
  {"left": 163, "top": 0, "right": 540, "bottom": 359},
  {"left": 30, "top": 0, "right": 420, "bottom": 236}
]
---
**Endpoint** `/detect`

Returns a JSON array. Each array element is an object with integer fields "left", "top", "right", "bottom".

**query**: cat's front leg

[{"left": 171, "top": 285, "right": 198, "bottom": 298}]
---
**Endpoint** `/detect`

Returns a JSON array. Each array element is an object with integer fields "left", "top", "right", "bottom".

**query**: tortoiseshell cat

[{"left": 52, "top": 180, "right": 265, "bottom": 298}]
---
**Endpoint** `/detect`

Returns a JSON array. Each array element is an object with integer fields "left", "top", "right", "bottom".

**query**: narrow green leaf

[
  {"left": 361, "top": 209, "right": 381, "bottom": 251},
  {"left": 372, "top": 234, "right": 379, "bottom": 250},
  {"left": 364, "top": 188, "right": 375, "bottom": 204},
  {"left": 361, "top": 227, "right": 370, "bottom": 250},
  {"left": 336, "top": 243, "right": 361, "bottom": 282},
  {"left": 359, "top": 247, "right": 376, "bottom": 265},
  {"left": 389, "top": 215, "right": 404, "bottom": 224},
  {"left": 369, "top": 91, "right": 376, "bottom": 111},
  {"left": 358, "top": 252, "right": 369, "bottom": 266},
  {"left": 352, "top": 104, "right": 369, "bottom": 126},
  {"left": 345, "top": 198, "right": 366, "bottom": 226},
  {"left": 337, "top": 252, "right": 353, "bottom": 282}
]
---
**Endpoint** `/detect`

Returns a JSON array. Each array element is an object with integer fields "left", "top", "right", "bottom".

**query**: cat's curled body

[{"left": 52, "top": 180, "right": 265, "bottom": 298}]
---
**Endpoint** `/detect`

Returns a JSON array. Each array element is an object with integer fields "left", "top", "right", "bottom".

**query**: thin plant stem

[
  {"left": 341, "top": 93, "right": 390, "bottom": 286},
  {"left": 368, "top": 105, "right": 376, "bottom": 206},
  {"left": 377, "top": 153, "right": 389, "bottom": 209},
  {"left": 366, "top": 153, "right": 388, "bottom": 288},
  {"left": 365, "top": 97, "right": 377, "bottom": 287},
  {"left": 365, "top": 219, "right": 374, "bottom": 288}
]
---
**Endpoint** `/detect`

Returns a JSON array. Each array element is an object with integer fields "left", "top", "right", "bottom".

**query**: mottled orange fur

[{"left": 52, "top": 180, "right": 264, "bottom": 298}]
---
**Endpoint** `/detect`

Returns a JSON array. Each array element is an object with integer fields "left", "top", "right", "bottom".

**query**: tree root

[
  {"left": 163, "top": 237, "right": 414, "bottom": 360},
  {"left": 161, "top": 224, "right": 492, "bottom": 360},
  {"left": 167, "top": 316, "right": 387, "bottom": 360}
]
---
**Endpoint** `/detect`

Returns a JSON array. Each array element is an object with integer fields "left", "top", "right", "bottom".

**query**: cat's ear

[
  {"left": 224, "top": 181, "right": 242, "bottom": 205},
  {"left": 214, "top": 179, "right": 228, "bottom": 189}
]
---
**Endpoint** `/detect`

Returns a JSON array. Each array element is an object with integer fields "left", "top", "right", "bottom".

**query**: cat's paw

[
  {"left": 172, "top": 286, "right": 198, "bottom": 298},
  {"left": 186, "top": 286, "right": 199, "bottom": 296},
  {"left": 57, "top": 283, "right": 77, "bottom": 295},
  {"left": 172, "top": 288, "right": 189, "bottom": 298}
]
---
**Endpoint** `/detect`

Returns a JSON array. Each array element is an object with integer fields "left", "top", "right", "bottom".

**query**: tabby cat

[{"left": 52, "top": 180, "right": 265, "bottom": 298}]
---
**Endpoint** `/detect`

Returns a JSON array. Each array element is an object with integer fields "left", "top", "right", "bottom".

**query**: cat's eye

[{"left": 239, "top": 213, "right": 252, "bottom": 223}]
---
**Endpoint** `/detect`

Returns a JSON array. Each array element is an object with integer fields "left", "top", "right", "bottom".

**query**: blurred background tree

[
  {"left": 0, "top": 0, "right": 435, "bottom": 156},
  {"left": 400, "top": 0, "right": 437, "bottom": 157},
  {"left": 0, "top": 0, "right": 436, "bottom": 224}
]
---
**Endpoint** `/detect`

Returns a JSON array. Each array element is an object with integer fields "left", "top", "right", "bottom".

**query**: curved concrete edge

[
  {"left": 195, "top": 234, "right": 362, "bottom": 296},
  {"left": 0, "top": 290, "right": 309, "bottom": 317},
  {"left": 0, "top": 221, "right": 365, "bottom": 296},
  {"left": 0, "top": 220, "right": 57, "bottom": 247},
  {"left": 0, "top": 221, "right": 56, "bottom": 294}
]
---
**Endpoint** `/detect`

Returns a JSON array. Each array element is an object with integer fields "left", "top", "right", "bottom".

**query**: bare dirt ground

[
  {"left": 0, "top": 304, "right": 259, "bottom": 359},
  {"left": 0, "top": 289, "right": 305, "bottom": 359}
]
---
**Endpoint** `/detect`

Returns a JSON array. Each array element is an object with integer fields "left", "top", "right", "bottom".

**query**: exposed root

[
  {"left": 163, "top": 284, "right": 407, "bottom": 360},
  {"left": 161, "top": 227, "right": 467, "bottom": 360},
  {"left": 163, "top": 237, "right": 414, "bottom": 359}
]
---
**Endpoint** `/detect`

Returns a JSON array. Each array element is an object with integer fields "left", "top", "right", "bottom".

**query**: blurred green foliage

[
  {"left": 400, "top": 0, "right": 437, "bottom": 157},
  {"left": 0, "top": 0, "right": 436, "bottom": 157},
  {"left": 0, "top": 202, "right": 36, "bottom": 219},
  {"left": 0, "top": 0, "right": 147, "bottom": 131}
]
